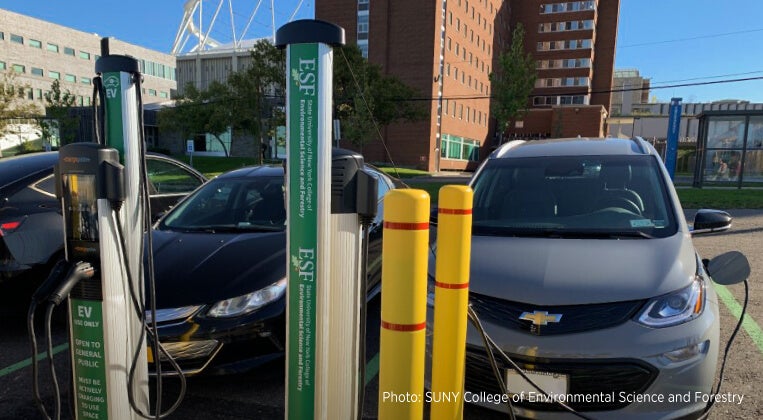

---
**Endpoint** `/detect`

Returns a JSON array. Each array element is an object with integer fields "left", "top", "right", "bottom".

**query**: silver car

[{"left": 426, "top": 137, "right": 749, "bottom": 419}]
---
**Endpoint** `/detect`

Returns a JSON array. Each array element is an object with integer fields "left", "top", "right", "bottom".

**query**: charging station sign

[
  {"left": 70, "top": 298, "right": 109, "bottom": 419},
  {"left": 286, "top": 42, "right": 320, "bottom": 419}
]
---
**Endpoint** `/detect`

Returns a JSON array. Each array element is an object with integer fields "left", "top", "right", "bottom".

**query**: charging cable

[{"left": 29, "top": 260, "right": 96, "bottom": 420}]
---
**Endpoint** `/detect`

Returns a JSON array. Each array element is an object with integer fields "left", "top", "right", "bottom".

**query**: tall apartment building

[
  {"left": 317, "top": 0, "right": 620, "bottom": 171},
  {"left": 0, "top": 8, "right": 177, "bottom": 113}
]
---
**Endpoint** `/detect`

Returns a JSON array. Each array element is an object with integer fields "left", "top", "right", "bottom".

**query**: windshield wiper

[
  {"left": 477, "top": 229, "right": 654, "bottom": 239},
  {"left": 542, "top": 230, "right": 655, "bottom": 239}
]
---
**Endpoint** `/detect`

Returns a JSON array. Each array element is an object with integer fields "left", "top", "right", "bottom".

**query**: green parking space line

[
  {"left": 714, "top": 283, "right": 763, "bottom": 357},
  {"left": 365, "top": 353, "right": 379, "bottom": 386},
  {"left": 0, "top": 343, "right": 69, "bottom": 378}
]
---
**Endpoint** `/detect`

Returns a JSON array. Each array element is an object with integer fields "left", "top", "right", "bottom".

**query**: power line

[
  {"left": 619, "top": 28, "right": 763, "bottom": 48},
  {"left": 647, "top": 70, "right": 763, "bottom": 86}
]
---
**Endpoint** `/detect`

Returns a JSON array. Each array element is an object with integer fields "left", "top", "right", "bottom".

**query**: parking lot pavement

[{"left": 1, "top": 210, "right": 761, "bottom": 419}]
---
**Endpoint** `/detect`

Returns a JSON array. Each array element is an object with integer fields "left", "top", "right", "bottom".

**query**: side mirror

[
  {"left": 691, "top": 209, "right": 732, "bottom": 235},
  {"left": 707, "top": 251, "right": 750, "bottom": 286}
]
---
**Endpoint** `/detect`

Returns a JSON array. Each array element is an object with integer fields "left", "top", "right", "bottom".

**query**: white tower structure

[{"left": 171, "top": 0, "right": 308, "bottom": 54}]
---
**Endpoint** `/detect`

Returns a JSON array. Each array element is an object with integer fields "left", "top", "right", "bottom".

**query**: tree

[
  {"left": 227, "top": 39, "right": 285, "bottom": 163},
  {"left": 0, "top": 71, "right": 41, "bottom": 138},
  {"left": 332, "top": 45, "right": 426, "bottom": 147},
  {"left": 489, "top": 23, "right": 537, "bottom": 134},
  {"left": 158, "top": 82, "right": 232, "bottom": 157},
  {"left": 41, "top": 79, "right": 78, "bottom": 146}
]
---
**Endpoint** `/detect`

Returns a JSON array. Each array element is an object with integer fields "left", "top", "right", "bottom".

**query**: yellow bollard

[
  {"left": 431, "top": 185, "right": 473, "bottom": 420},
  {"left": 378, "top": 189, "right": 430, "bottom": 420}
]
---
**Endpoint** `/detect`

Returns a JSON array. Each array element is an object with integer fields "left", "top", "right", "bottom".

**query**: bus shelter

[{"left": 694, "top": 110, "right": 763, "bottom": 188}]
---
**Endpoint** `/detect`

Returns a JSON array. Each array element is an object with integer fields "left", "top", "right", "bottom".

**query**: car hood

[
  {"left": 468, "top": 233, "right": 697, "bottom": 305},
  {"left": 148, "top": 229, "right": 286, "bottom": 308}
]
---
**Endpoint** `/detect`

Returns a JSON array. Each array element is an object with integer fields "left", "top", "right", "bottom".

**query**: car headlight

[
  {"left": 636, "top": 277, "right": 704, "bottom": 328},
  {"left": 207, "top": 278, "right": 287, "bottom": 318}
]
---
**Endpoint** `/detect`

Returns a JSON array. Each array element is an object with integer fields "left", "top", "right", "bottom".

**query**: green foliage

[
  {"left": 158, "top": 82, "right": 232, "bottom": 156},
  {"left": 227, "top": 40, "right": 286, "bottom": 163},
  {"left": 0, "top": 71, "right": 42, "bottom": 136},
  {"left": 41, "top": 79, "right": 78, "bottom": 146},
  {"left": 332, "top": 45, "right": 426, "bottom": 147},
  {"left": 489, "top": 24, "right": 537, "bottom": 132}
]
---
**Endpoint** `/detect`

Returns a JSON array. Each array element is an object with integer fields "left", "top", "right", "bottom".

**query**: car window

[
  {"left": 160, "top": 176, "right": 285, "bottom": 231},
  {"left": 147, "top": 158, "right": 204, "bottom": 195},
  {"left": 471, "top": 155, "right": 677, "bottom": 238}
]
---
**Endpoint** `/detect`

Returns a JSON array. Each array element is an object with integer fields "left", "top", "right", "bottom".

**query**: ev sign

[{"left": 103, "top": 75, "right": 120, "bottom": 99}]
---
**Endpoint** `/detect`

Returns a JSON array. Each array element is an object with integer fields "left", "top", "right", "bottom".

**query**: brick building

[{"left": 317, "top": 0, "right": 620, "bottom": 171}]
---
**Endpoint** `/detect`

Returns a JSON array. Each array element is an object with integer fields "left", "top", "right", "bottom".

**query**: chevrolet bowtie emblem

[{"left": 519, "top": 310, "right": 562, "bottom": 326}]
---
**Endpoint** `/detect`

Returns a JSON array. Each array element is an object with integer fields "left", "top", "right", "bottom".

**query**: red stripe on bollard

[
  {"left": 381, "top": 321, "right": 427, "bottom": 332},
  {"left": 438, "top": 208, "right": 473, "bottom": 215},
  {"left": 434, "top": 281, "right": 470, "bottom": 289},
  {"left": 383, "top": 221, "right": 430, "bottom": 230}
]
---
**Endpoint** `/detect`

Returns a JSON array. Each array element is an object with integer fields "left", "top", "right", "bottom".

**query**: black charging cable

[
  {"left": 28, "top": 260, "right": 96, "bottom": 420},
  {"left": 699, "top": 279, "right": 749, "bottom": 419},
  {"left": 466, "top": 305, "right": 594, "bottom": 420}
]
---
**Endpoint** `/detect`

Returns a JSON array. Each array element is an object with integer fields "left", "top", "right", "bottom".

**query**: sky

[{"left": 2, "top": 0, "right": 763, "bottom": 104}]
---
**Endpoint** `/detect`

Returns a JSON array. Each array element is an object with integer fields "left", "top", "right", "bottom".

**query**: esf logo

[{"left": 103, "top": 75, "right": 120, "bottom": 98}]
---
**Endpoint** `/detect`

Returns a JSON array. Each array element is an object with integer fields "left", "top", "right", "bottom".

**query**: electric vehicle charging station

[
  {"left": 51, "top": 46, "right": 150, "bottom": 419},
  {"left": 277, "top": 19, "right": 378, "bottom": 419}
]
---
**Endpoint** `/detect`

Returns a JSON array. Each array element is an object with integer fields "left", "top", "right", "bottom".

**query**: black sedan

[
  {"left": 0, "top": 151, "right": 206, "bottom": 283},
  {"left": 147, "top": 163, "right": 398, "bottom": 375}
]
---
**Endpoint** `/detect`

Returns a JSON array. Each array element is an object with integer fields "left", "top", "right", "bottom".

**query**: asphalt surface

[{"left": 1, "top": 209, "right": 762, "bottom": 419}]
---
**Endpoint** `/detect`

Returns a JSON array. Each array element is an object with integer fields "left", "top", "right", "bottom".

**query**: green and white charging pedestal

[
  {"left": 277, "top": 20, "right": 372, "bottom": 419},
  {"left": 60, "top": 51, "right": 149, "bottom": 419}
]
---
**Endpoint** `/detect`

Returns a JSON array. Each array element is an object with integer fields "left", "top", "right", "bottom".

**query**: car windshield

[
  {"left": 470, "top": 155, "right": 677, "bottom": 239},
  {"left": 159, "top": 175, "right": 285, "bottom": 232}
]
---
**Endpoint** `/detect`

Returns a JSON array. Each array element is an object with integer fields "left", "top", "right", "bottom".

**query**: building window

[
  {"left": 0, "top": 32, "right": 4, "bottom": 40},
  {"left": 537, "top": 39, "right": 592, "bottom": 51},
  {"left": 540, "top": 1, "right": 595, "bottom": 14},
  {"left": 10, "top": 34, "right": 23, "bottom": 44},
  {"left": 49, "top": 71, "right": 60, "bottom": 80},
  {"left": 0, "top": 62, "right": 5, "bottom": 70},
  {"left": 79, "top": 51, "right": 91, "bottom": 60},
  {"left": 441, "top": 134, "right": 480, "bottom": 162},
  {"left": 65, "top": 74, "right": 76, "bottom": 83},
  {"left": 159, "top": 91, "right": 169, "bottom": 98},
  {"left": 148, "top": 89, "right": 157, "bottom": 96},
  {"left": 81, "top": 77, "right": 92, "bottom": 85},
  {"left": 35, "top": 89, "right": 42, "bottom": 100},
  {"left": 47, "top": 43, "right": 59, "bottom": 53},
  {"left": 12, "top": 64, "right": 25, "bottom": 73},
  {"left": 64, "top": 47, "right": 75, "bottom": 56},
  {"left": 29, "top": 39, "right": 42, "bottom": 48},
  {"left": 357, "top": 14, "right": 369, "bottom": 39},
  {"left": 358, "top": 0, "right": 369, "bottom": 11},
  {"left": 31, "top": 67, "right": 44, "bottom": 77}
]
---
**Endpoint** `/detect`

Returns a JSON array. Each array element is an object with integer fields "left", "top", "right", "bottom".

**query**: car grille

[
  {"left": 465, "top": 347, "right": 658, "bottom": 411},
  {"left": 469, "top": 293, "right": 646, "bottom": 335}
]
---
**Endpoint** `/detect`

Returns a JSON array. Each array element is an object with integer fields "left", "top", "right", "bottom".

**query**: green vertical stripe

[
  {"left": 286, "top": 42, "right": 320, "bottom": 419},
  {"left": 102, "top": 72, "right": 125, "bottom": 160}
]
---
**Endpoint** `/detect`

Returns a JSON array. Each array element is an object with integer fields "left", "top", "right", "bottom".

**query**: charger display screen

[{"left": 64, "top": 174, "right": 99, "bottom": 243}]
